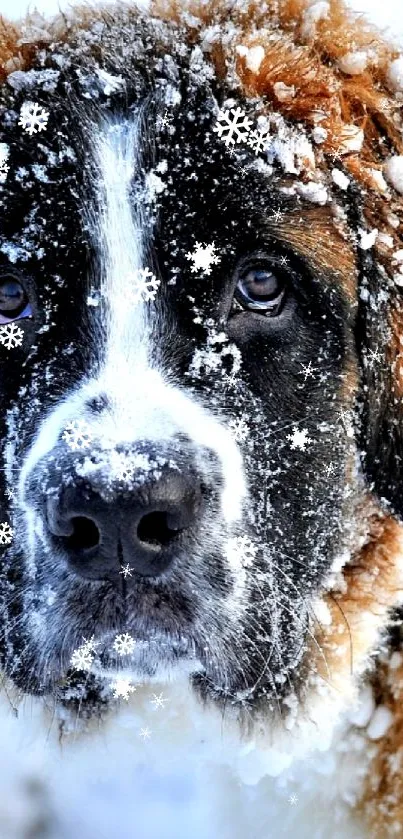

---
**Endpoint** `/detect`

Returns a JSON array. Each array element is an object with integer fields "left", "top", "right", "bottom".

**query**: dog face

[{"left": 0, "top": 6, "right": 402, "bottom": 719}]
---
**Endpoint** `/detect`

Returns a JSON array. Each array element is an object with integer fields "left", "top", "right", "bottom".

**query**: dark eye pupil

[{"left": 0, "top": 279, "right": 26, "bottom": 315}]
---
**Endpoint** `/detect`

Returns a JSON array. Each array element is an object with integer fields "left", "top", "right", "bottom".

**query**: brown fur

[
  {"left": 270, "top": 205, "right": 358, "bottom": 300},
  {"left": 359, "top": 652, "right": 403, "bottom": 837},
  {"left": 2, "top": 0, "right": 403, "bottom": 833}
]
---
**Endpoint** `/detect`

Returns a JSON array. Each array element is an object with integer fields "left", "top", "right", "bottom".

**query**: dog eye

[
  {"left": 0, "top": 276, "right": 30, "bottom": 321},
  {"left": 233, "top": 261, "right": 287, "bottom": 315}
]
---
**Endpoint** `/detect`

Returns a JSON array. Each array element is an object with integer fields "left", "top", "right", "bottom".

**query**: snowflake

[
  {"left": 18, "top": 101, "right": 49, "bottom": 136},
  {"left": 222, "top": 370, "right": 239, "bottom": 390},
  {"left": 229, "top": 416, "right": 249, "bottom": 443},
  {"left": 329, "top": 148, "right": 343, "bottom": 163},
  {"left": 213, "top": 106, "right": 252, "bottom": 147},
  {"left": 112, "top": 632, "right": 136, "bottom": 656},
  {"left": 139, "top": 727, "right": 152, "bottom": 740},
  {"left": 62, "top": 420, "right": 92, "bottom": 451},
  {"left": 324, "top": 462, "right": 335, "bottom": 477},
  {"left": 156, "top": 109, "right": 173, "bottom": 130},
  {"left": 270, "top": 209, "right": 284, "bottom": 224},
  {"left": 128, "top": 268, "right": 161, "bottom": 305},
  {"left": 112, "top": 678, "right": 136, "bottom": 700},
  {"left": 151, "top": 692, "right": 168, "bottom": 709},
  {"left": 5, "top": 488, "right": 14, "bottom": 501},
  {"left": 247, "top": 127, "right": 270, "bottom": 156},
  {"left": 366, "top": 348, "right": 382, "bottom": 368},
  {"left": 70, "top": 637, "right": 97, "bottom": 671},
  {"left": 119, "top": 563, "right": 134, "bottom": 579},
  {"left": 298, "top": 361, "right": 317, "bottom": 381},
  {"left": 288, "top": 793, "right": 298, "bottom": 806},
  {"left": 225, "top": 535, "right": 257, "bottom": 568},
  {"left": 0, "top": 322, "right": 24, "bottom": 350},
  {"left": 0, "top": 522, "right": 13, "bottom": 545},
  {"left": 286, "top": 426, "right": 312, "bottom": 451},
  {"left": 185, "top": 241, "right": 221, "bottom": 275}
]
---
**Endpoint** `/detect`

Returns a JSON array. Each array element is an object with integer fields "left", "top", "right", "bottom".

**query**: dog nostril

[
  {"left": 65, "top": 516, "right": 101, "bottom": 551},
  {"left": 137, "top": 511, "right": 182, "bottom": 549}
]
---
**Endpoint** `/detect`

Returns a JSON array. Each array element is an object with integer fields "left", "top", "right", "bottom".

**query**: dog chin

[{"left": 52, "top": 629, "right": 206, "bottom": 694}]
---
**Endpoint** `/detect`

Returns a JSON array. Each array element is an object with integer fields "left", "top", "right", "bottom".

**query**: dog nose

[{"left": 45, "top": 464, "right": 205, "bottom": 580}]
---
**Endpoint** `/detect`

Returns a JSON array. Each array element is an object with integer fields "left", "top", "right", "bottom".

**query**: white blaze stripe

[{"left": 95, "top": 116, "right": 150, "bottom": 374}]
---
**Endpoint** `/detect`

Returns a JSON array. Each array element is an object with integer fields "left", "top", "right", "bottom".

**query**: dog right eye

[{"left": 0, "top": 275, "right": 30, "bottom": 321}]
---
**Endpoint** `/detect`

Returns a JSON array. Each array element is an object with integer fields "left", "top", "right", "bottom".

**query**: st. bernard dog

[{"left": 0, "top": 0, "right": 403, "bottom": 836}]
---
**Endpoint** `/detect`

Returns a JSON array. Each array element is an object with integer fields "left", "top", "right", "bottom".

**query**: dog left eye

[
  {"left": 0, "top": 274, "right": 32, "bottom": 325},
  {"left": 0, "top": 276, "right": 27, "bottom": 317},
  {"left": 233, "top": 262, "right": 287, "bottom": 315}
]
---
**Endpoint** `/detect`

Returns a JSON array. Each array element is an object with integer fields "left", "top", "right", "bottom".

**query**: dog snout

[{"left": 44, "top": 453, "right": 207, "bottom": 581}]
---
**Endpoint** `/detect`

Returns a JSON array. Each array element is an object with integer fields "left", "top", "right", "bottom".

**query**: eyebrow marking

[{"left": 267, "top": 206, "right": 358, "bottom": 303}]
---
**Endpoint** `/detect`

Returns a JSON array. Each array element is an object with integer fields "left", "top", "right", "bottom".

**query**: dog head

[{"left": 0, "top": 0, "right": 403, "bottom": 726}]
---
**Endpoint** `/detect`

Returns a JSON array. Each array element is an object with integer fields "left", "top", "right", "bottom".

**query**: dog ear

[{"left": 356, "top": 207, "right": 403, "bottom": 520}]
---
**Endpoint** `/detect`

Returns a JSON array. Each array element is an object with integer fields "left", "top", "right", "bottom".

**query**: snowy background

[
  {"left": 0, "top": 0, "right": 403, "bottom": 45},
  {"left": 0, "top": 0, "right": 401, "bottom": 43}
]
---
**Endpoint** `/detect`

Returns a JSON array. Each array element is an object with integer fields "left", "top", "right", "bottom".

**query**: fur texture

[{"left": 0, "top": 1, "right": 403, "bottom": 836}]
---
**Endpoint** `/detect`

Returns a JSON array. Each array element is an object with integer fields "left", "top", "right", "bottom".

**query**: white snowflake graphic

[
  {"left": 156, "top": 109, "right": 173, "bottom": 130},
  {"left": 128, "top": 268, "right": 161, "bottom": 305},
  {"left": 70, "top": 637, "right": 97, "bottom": 672},
  {"left": 288, "top": 793, "right": 298, "bottom": 806},
  {"left": 62, "top": 420, "right": 92, "bottom": 451},
  {"left": 247, "top": 127, "right": 270, "bottom": 156},
  {"left": 0, "top": 322, "right": 24, "bottom": 350},
  {"left": 366, "top": 348, "right": 382, "bottom": 368},
  {"left": 225, "top": 535, "right": 257, "bottom": 569},
  {"left": 112, "top": 632, "right": 136, "bottom": 656},
  {"left": 185, "top": 241, "right": 221, "bottom": 275},
  {"left": 151, "top": 692, "right": 168, "bottom": 709},
  {"left": 112, "top": 678, "right": 136, "bottom": 700},
  {"left": 229, "top": 416, "right": 249, "bottom": 443},
  {"left": 213, "top": 106, "right": 252, "bottom": 147},
  {"left": 270, "top": 209, "right": 284, "bottom": 224},
  {"left": 139, "top": 727, "right": 152, "bottom": 740},
  {"left": 222, "top": 370, "right": 239, "bottom": 390},
  {"left": 286, "top": 426, "right": 312, "bottom": 451},
  {"left": 119, "top": 564, "right": 134, "bottom": 579},
  {"left": 0, "top": 522, "right": 13, "bottom": 545},
  {"left": 5, "top": 488, "right": 14, "bottom": 501},
  {"left": 18, "top": 101, "right": 49, "bottom": 136},
  {"left": 298, "top": 361, "right": 317, "bottom": 382}
]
